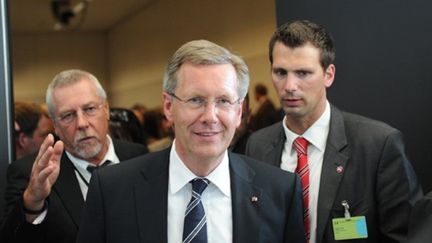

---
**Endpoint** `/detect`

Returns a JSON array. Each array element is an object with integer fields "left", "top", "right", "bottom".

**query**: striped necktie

[
  {"left": 183, "top": 178, "right": 209, "bottom": 243},
  {"left": 294, "top": 137, "right": 310, "bottom": 242}
]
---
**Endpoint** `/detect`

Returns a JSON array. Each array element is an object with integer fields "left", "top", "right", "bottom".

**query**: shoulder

[
  {"left": 230, "top": 152, "right": 298, "bottom": 185},
  {"left": 112, "top": 139, "right": 149, "bottom": 158},
  {"left": 248, "top": 121, "right": 284, "bottom": 142},
  {"left": 332, "top": 105, "right": 400, "bottom": 137},
  {"left": 101, "top": 148, "right": 169, "bottom": 181}
]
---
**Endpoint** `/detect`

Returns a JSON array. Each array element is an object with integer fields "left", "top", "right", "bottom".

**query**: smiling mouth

[{"left": 195, "top": 131, "right": 219, "bottom": 136}]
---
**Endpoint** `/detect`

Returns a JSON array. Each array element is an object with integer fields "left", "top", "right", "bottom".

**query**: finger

[
  {"left": 50, "top": 140, "right": 64, "bottom": 167},
  {"left": 35, "top": 134, "right": 54, "bottom": 162},
  {"left": 34, "top": 145, "right": 55, "bottom": 172},
  {"left": 37, "top": 141, "right": 63, "bottom": 183},
  {"left": 53, "top": 140, "right": 64, "bottom": 156},
  {"left": 37, "top": 162, "right": 60, "bottom": 186}
]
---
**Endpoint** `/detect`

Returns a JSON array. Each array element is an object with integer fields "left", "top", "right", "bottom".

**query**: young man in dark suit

[
  {"left": 0, "top": 69, "right": 148, "bottom": 243},
  {"left": 77, "top": 40, "right": 305, "bottom": 243},
  {"left": 245, "top": 20, "right": 422, "bottom": 243}
]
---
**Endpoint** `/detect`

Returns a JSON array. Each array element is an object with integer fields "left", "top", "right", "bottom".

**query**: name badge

[
  {"left": 332, "top": 200, "right": 368, "bottom": 240},
  {"left": 332, "top": 216, "right": 368, "bottom": 240}
]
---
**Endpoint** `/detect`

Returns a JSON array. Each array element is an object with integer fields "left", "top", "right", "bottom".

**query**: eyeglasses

[
  {"left": 54, "top": 103, "right": 105, "bottom": 125},
  {"left": 168, "top": 92, "right": 241, "bottom": 111}
]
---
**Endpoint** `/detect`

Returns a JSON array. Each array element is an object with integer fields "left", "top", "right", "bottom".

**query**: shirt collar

[
  {"left": 282, "top": 101, "right": 331, "bottom": 152},
  {"left": 169, "top": 140, "right": 231, "bottom": 197}
]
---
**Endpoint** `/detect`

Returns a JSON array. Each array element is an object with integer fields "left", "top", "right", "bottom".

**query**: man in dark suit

[
  {"left": 77, "top": 40, "right": 305, "bottom": 243},
  {"left": 245, "top": 20, "right": 422, "bottom": 243},
  {"left": 0, "top": 69, "right": 148, "bottom": 243}
]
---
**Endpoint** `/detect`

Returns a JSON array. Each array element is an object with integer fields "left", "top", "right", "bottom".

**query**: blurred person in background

[
  {"left": 249, "top": 83, "right": 278, "bottom": 131},
  {"left": 14, "top": 101, "right": 54, "bottom": 160},
  {"left": 109, "top": 107, "right": 146, "bottom": 144},
  {"left": 229, "top": 93, "right": 252, "bottom": 154},
  {"left": 143, "top": 108, "right": 174, "bottom": 152},
  {"left": 130, "top": 103, "right": 147, "bottom": 125}
]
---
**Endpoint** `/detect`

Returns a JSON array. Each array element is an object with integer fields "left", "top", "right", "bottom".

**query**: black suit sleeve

[
  {"left": 377, "top": 130, "right": 423, "bottom": 241},
  {"left": 0, "top": 154, "right": 48, "bottom": 243},
  {"left": 406, "top": 192, "right": 432, "bottom": 243}
]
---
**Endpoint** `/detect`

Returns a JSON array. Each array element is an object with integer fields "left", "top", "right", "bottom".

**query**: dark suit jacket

[
  {"left": 76, "top": 148, "right": 306, "bottom": 243},
  {"left": 406, "top": 191, "right": 432, "bottom": 243},
  {"left": 245, "top": 104, "right": 423, "bottom": 243},
  {"left": 0, "top": 139, "right": 148, "bottom": 243}
]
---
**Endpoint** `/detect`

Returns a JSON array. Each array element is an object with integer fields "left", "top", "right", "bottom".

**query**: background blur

[{"left": 11, "top": 0, "right": 279, "bottom": 110}]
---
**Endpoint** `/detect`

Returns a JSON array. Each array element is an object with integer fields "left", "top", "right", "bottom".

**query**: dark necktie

[
  {"left": 86, "top": 160, "right": 112, "bottom": 173},
  {"left": 183, "top": 178, "right": 210, "bottom": 243},
  {"left": 294, "top": 137, "right": 310, "bottom": 242}
]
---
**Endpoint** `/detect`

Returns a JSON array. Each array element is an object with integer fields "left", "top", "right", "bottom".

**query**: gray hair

[
  {"left": 46, "top": 69, "right": 107, "bottom": 118},
  {"left": 163, "top": 40, "right": 249, "bottom": 99}
]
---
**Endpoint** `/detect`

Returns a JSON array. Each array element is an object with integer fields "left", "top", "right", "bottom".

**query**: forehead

[
  {"left": 272, "top": 42, "right": 321, "bottom": 67},
  {"left": 176, "top": 63, "right": 238, "bottom": 96},
  {"left": 52, "top": 79, "right": 101, "bottom": 111}
]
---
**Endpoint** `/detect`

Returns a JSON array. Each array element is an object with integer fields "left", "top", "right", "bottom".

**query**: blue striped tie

[{"left": 183, "top": 178, "right": 209, "bottom": 243}]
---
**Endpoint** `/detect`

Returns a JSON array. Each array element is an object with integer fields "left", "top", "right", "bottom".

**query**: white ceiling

[{"left": 9, "top": 0, "right": 154, "bottom": 33}]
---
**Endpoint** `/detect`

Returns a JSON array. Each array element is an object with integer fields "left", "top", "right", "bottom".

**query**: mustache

[{"left": 74, "top": 131, "right": 96, "bottom": 143}]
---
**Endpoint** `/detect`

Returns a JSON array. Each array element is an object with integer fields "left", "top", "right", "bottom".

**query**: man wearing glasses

[
  {"left": 0, "top": 69, "right": 148, "bottom": 243},
  {"left": 77, "top": 40, "right": 306, "bottom": 243}
]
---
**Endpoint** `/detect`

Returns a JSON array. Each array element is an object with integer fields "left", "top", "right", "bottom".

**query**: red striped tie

[{"left": 294, "top": 137, "right": 310, "bottom": 242}]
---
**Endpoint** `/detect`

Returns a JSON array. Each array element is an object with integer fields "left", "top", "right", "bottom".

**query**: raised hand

[{"left": 22, "top": 133, "right": 64, "bottom": 217}]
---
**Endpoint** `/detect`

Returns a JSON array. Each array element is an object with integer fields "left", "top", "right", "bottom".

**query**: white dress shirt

[
  {"left": 280, "top": 101, "right": 331, "bottom": 243},
  {"left": 167, "top": 141, "right": 233, "bottom": 243},
  {"left": 68, "top": 135, "right": 120, "bottom": 200}
]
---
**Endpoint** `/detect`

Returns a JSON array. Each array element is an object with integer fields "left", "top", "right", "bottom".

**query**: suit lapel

[
  {"left": 51, "top": 141, "right": 142, "bottom": 229},
  {"left": 263, "top": 123, "right": 286, "bottom": 167},
  {"left": 229, "top": 153, "right": 263, "bottom": 243},
  {"left": 134, "top": 151, "right": 170, "bottom": 243},
  {"left": 52, "top": 153, "right": 85, "bottom": 227},
  {"left": 316, "top": 105, "right": 349, "bottom": 243}
]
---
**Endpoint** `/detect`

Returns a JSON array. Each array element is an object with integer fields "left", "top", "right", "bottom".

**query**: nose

[
  {"left": 199, "top": 101, "right": 218, "bottom": 124},
  {"left": 76, "top": 110, "right": 90, "bottom": 128},
  {"left": 283, "top": 74, "right": 298, "bottom": 93}
]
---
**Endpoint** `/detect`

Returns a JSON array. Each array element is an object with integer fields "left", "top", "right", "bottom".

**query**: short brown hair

[{"left": 269, "top": 20, "right": 335, "bottom": 71}]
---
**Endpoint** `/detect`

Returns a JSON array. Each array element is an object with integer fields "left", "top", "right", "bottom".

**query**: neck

[
  {"left": 285, "top": 100, "right": 327, "bottom": 134},
  {"left": 182, "top": 154, "right": 223, "bottom": 177}
]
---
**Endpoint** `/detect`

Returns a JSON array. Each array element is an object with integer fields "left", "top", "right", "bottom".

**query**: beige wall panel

[
  {"left": 12, "top": 33, "right": 108, "bottom": 104},
  {"left": 108, "top": 0, "right": 277, "bottom": 109},
  {"left": 246, "top": 53, "right": 280, "bottom": 109}
]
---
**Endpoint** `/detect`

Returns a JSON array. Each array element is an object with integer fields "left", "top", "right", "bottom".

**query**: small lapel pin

[
  {"left": 336, "top": 165, "right": 344, "bottom": 173},
  {"left": 251, "top": 196, "right": 258, "bottom": 202}
]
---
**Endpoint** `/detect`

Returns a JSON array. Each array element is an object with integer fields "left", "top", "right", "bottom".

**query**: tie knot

[
  {"left": 294, "top": 137, "right": 309, "bottom": 156},
  {"left": 190, "top": 178, "right": 210, "bottom": 195},
  {"left": 87, "top": 160, "right": 112, "bottom": 173}
]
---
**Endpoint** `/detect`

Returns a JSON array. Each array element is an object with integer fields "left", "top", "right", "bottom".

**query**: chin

[{"left": 193, "top": 145, "right": 224, "bottom": 159}]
